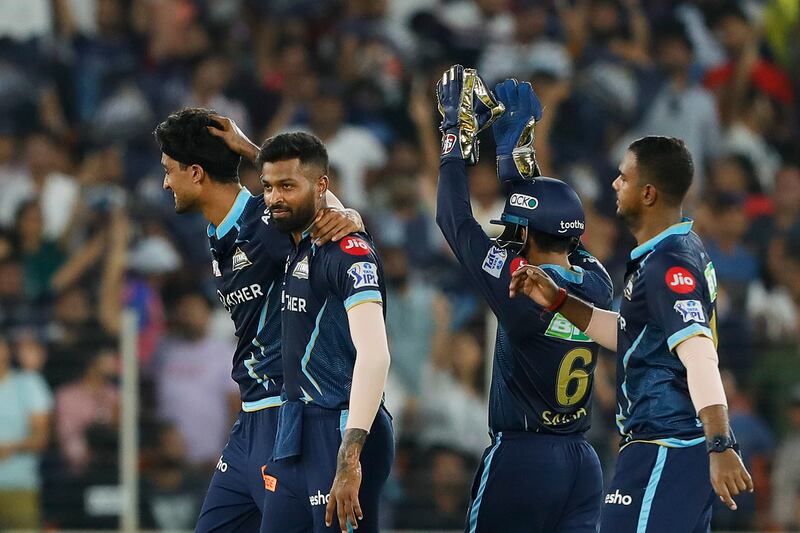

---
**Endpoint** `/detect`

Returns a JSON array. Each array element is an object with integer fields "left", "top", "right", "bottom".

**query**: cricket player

[
  {"left": 255, "top": 131, "right": 393, "bottom": 533},
  {"left": 436, "top": 66, "right": 614, "bottom": 532},
  {"left": 510, "top": 136, "right": 754, "bottom": 532},
  {"left": 155, "top": 108, "right": 362, "bottom": 532}
]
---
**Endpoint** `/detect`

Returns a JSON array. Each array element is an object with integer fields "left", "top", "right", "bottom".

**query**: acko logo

[
  {"left": 340, "top": 236, "right": 371, "bottom": 256},
  {"left": 557, "top": 220, "right": 585, "bottom": 233},
  {"left": 665, "top": 267, "right": 696, "bottom": 294},
  {"left": 509, "top": 194, "right": 538, "bottom": 210}
]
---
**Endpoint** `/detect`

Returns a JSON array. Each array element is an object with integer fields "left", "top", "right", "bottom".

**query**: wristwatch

[{"left": 706, "top": 435, "right": 739, "bottom": 454}]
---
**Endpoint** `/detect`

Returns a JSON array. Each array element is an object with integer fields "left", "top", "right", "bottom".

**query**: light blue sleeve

[{"left": 23, "top": 372, "right": 53, "bottom": 413}]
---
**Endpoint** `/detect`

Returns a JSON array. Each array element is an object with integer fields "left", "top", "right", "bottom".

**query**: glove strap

[{"left": 441, "top": 127, "right": 465, "bottom": 162}]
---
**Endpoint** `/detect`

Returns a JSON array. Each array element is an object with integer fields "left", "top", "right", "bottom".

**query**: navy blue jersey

[
  {"left": 208, "top": 188, "right": 289, "bottom": 409},
  {"left": 615, "top": 219, "right": 718, "bottom": 445},
  {"left": 280, "top": 231, "right": 386, "bottom": 409},
  {"left": 436, "top": 160, "right": 614, "bottom": 435}
]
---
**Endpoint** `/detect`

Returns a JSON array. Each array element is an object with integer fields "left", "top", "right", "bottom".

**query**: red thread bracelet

[{"left": 547, "top": 288, "right": 568, "bottom": 313}]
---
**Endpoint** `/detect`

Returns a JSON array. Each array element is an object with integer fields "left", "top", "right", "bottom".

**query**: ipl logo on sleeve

[
  {"left": 482, "top": 245, "right": 507, "bottom": 278},
  {"left": 673, "top": 299, "right": 706, "bottom": 323},
  {"left": 348, "top": 262, "right": 380, "bottom": 289}
]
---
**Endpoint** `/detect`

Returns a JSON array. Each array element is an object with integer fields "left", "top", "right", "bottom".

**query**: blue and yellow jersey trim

[
  {"left": 344, "top": 290, "right": 383, "bottom": 311},
  {"left": 667, "top": 323, "right": 714, "bottom": 352},
  {"left": 620, "top": 436, "right": 704, "bottom": 452},
  {"left": 241, "top": 394, "right": 284, "bottom": 412}
]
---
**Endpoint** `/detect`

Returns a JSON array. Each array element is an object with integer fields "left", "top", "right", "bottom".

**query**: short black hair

[
  {"left": 654, "top": 18, "right": 693, "bottom": 52},
  {"left": 628, "top": 136, "right": 694, "bottom": 204},
  {"left": 256, "top": 132, "right": 329, "bottom": 175},
  {"left": 154, "top": 108, "right": 241, "bottom": 183},
  {"left": 530, "top": 228, "right": 576, "bottom": 254}
]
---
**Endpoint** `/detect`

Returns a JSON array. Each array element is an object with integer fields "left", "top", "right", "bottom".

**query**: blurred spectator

[
  {"left": 396, "top": 446, "right": 473, "bottom": 530},
  {"left": 0, "top": 257, "right": 46, "bottom": 332},
  {"left": 420, "top": 328, "right": 489, "bottom": 459},
  {"left": 14, "top": 199, "right": 67, "bottom": 300},
  {"left": 383, "top": 245, "right": 451, "bottom": 435},
  {"left": 478, "top": 3, "right": 572, "bottom": 85},
  {"left": 0, "top": 334, "right": 53, "bottom": 530},
  {"left": 0, "top": 132, "right": 78, "bottom": 241},
  {"left": 713, "top": 370, "right": 774, "bottom": 531},
  {"left": 772, "top": 385, "right": 800, "bottom": 530},
  {"left": 140, "top": 422, "right": 206, "bottom": 530},
  {"left": 55, "top": 346, "right": 120, "bottom": 474},
  {"left": 468, "top": 160, "right": 505, "bottom": 238},
  {"left": 151, "top": 290, "right": 238, "bottom": 466},
  {"left": 277, "top": 89, "right": 387, "bottom": 209},
  {"left": 701, "top": 193, "right": 759, "bottom": 287},
  {"left": 614, "top": 19, "right": 720, "bottom": 187},
  {"left": 705, "top": 6, "right": 794, "bottom": 124},
  {"left": 182, "top": 55, "right": 250, "bottom": 135}
]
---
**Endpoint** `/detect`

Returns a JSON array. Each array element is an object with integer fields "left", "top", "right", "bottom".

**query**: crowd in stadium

[{"left": 0, "top": 0, "right": 798, "bottom": 530}]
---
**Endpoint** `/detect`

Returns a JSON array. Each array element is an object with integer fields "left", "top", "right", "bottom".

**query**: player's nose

[{"left": 162, "top": 176, "right": 170, "bottom": 190}]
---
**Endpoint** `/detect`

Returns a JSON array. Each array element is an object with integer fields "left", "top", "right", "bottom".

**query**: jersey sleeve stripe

[
  {"left": 344, "top": 291, "right": 383, "bottom": 311},
  {"left": 667, "top": 323, "right": 714, "bottom": 352}
]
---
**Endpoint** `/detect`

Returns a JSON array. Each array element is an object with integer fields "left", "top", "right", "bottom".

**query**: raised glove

[
  {"left": 492, "top": 79, "right": 543, "bottom": 181},
  {"left": 437, "top": 65, "right": 504, "bottom": 164}
]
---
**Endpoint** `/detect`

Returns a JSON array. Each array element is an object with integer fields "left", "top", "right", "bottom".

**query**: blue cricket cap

[{"left": 491, "top": 177, "right": 586, "bottom": 237}]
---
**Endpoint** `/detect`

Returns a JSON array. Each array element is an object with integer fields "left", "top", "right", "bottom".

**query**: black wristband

[{"left": 706, "top": 434, "right": 739, "bottom": 454}]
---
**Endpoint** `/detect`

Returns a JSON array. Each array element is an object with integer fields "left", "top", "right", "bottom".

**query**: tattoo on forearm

[{"left": 337, "top": 428, "right": 368, "bottom": 471}]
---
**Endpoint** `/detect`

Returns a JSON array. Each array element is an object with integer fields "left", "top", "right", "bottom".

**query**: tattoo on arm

[{"left": 337, "top": 428, "right": 368, "bottom": 470}]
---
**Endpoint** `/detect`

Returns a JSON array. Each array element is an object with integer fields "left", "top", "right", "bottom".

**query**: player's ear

[
  {"left": 642, "top": 183, "right": 657, "bottom": 207},
  {"left": 191, "top": 164, "right": 205, "bottom": 184},
  {"left": 317, "top": 174, "right": 329, "bottom": 198}
]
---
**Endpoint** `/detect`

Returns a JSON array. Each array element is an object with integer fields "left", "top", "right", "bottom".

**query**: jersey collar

[
  {"left": 541, "top": 264, "right": 584, "bottom": 284},
  {"left": 630, "top": 218, "right": 693, "bottom": 261},
  {"left": 207, "top": 188, "right": 252, "bottom": 239}
]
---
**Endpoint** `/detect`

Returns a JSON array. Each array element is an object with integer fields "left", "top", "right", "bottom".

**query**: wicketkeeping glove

[
  {"left": 492, "top": 79, "right": 543, "bottom": 181},
  {"left": 437, "top": 64, "right": 505, "bottom": 165}
]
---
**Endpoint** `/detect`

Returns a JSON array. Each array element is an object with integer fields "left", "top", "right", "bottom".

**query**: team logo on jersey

[
  {"left": 293, "top": 256, "right": 309, "bottom": 279},
  {"left": 623, "top": 277, "right": 634, "bottom": 300},
  {"left": 340, "top": 236, "right": 371, "bottom": 256},
  {"left": 705, "top": 262, "right": 718, "bottom": 302},
  {"left": 674, "top": 300, "right": 706, "bottom": 323},
  {"left": 665, "top": 266, "right": 696, "bottom": 293},
  {"left": 232, "top": 247, "right": 252, "bottom": 271},
  {"left": 510, "top": 256, "right": 527, "bottom": 273},
  {"left": 482, "top": 245, "right": 507, "bottom": 278},
  {"left": 441, "top": 133, "right": 457, "bottom": 155},
  {"left": 348, "top": 262, "right": 379, "bottom": 289},
  {"left": 212, "top": 259, "right": 222, "bottom": 277},
  {"left": 545, "top": 313, "right": 592, "bottom": 342},
  {"left": 509, "top": 193, "right": 538, "bottom": 210}
]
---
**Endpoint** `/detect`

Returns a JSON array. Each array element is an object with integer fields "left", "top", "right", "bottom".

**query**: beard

[
  {"left": 270, "top": 200, "right": 317, "bottom": 234},
  {"left": 616, "top": 201, "right": 641, "bottom": 228}
]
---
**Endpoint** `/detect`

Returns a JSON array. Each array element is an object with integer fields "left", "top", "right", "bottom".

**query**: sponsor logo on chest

[{"left": 217, "top": 284, "right": 264, "bottom": 312}]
